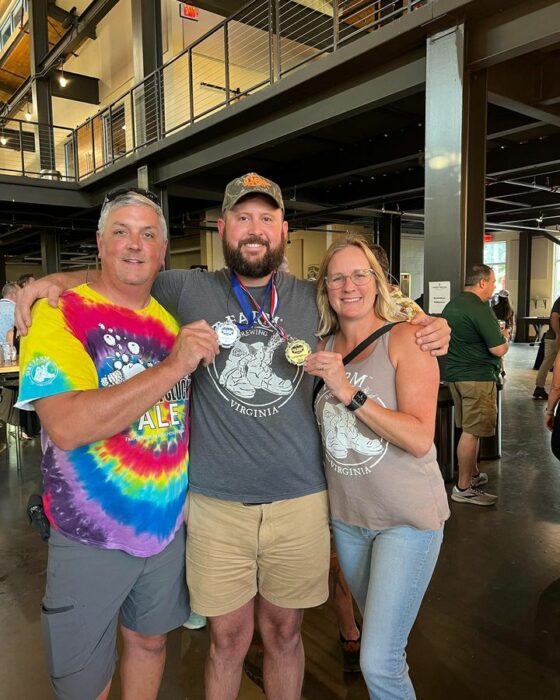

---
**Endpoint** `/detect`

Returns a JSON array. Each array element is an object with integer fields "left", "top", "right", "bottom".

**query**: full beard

[{"left": 223, "top": 235, "right": 286, "bottom": 278}]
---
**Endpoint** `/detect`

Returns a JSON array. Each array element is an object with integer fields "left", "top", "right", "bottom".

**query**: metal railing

[
  {"left": 0, "top": 117, "right": 75, "bottom": 180},
  {"left": 0, "top": 0, "right": 429, "bottom": 182}
]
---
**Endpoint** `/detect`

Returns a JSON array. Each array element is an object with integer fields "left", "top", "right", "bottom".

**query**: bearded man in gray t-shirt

[{"left": 16, "top": 172, "right": 450, "bottom": 700}]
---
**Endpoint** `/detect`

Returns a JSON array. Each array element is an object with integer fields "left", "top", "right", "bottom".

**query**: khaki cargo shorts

[
  {"left": 185, "top": 490, "right": 330, "bottom": 616},
  {"left": 448, "top": 380, "right": 497, "bottom": 437}
]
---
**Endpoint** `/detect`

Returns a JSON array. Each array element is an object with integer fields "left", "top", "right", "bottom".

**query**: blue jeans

[{"left": 332, "top": 520, "right": 444, "bottom": 700}]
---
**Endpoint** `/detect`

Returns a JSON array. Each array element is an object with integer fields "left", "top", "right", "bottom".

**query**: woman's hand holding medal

[{"left": 305, "top": 351, "right": 355, "bottom": 405}]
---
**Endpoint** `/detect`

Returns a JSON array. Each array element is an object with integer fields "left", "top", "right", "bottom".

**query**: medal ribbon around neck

[
  {"left": 229, "top": 271, "right": 311, "bottom": 364},
  {"left": 230, "top": 270, "right": 287, "bottom": 339}
]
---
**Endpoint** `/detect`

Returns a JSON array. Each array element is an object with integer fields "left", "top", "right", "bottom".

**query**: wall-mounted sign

[
  {"left": 179, "top": 3, "right": 199, "bottom": 20},
  {"left": 428, "top": 281, "right": 451, "bottom": 314}
]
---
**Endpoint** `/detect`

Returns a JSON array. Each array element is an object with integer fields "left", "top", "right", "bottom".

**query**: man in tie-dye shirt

[{"left": 16, "top": 190, "right": 218, "bottom": 700}]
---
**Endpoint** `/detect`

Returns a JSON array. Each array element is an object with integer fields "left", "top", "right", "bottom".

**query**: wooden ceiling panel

[{"left": 0, "top": 13, "right": 67, "bottom": 102}]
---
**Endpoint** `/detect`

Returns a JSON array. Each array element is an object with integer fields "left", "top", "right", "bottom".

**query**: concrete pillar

[{"left": 424, "top": 24, "right": 487, "bottom": 304}]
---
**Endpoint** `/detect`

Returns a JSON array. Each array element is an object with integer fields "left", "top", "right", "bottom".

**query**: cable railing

[
  {"left": 0, "top": 117, "right": 74, "bottom": 180},
  {"left": 0, "top": 0, "right": 429, "bottom": 182}
]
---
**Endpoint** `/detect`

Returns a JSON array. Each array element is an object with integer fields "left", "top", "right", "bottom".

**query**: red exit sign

[{"left": 179, "top": 3, "right": 199, "bottom": 20}]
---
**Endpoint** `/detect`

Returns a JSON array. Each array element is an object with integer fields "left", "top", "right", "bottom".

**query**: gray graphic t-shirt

[
  {"left": 315, "top": 331, "right": 449, "bottom": 532},
  {"left": 152, "top": 268, "right": 326, "bottom": 503}
]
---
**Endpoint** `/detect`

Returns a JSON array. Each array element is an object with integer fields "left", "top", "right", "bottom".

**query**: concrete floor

[{"left": 1, "top": 343, "right": 560, "bottom": 699}]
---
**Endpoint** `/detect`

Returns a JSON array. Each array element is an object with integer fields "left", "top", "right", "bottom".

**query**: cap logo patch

[{"left": 242, "top": 174, "right": 271, "bottom": 188}]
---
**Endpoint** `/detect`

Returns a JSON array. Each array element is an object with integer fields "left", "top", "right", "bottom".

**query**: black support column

[
  {"left": 138, "top": 163, "right": 170, "bottom": 268},
  {"left": 378, "top": 214, "right": 401, "bottom": 283},
  {"left": 131, "top": 0, "right": 164, "bottom": 145},
  {"left": 464, "top": 69, "right": 487, "bottom": 270},
  {"left": 424, "top": 24, "right": 487, "bottom": 305},
  {"left": 515, "top": 232, "right": 532, "bottom": 342},
  {"left": 159, "top": 188, "right": 171, "bottom": 269},
  {"left": 41, "top": 232, "right": 61, "bottom": 275},
  {"left": 0, "top": 253, "right": 6, "bottom": 288},
  {"left": 28, "top": 0, "right": 55, "bottom": 170}
]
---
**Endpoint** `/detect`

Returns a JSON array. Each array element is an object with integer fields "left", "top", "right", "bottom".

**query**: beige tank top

[{"left": 315, "top": 329, "right": 450, "bottom": 531}]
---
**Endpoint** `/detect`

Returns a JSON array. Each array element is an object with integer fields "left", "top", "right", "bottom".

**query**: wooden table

[
  {"left": 0, "top": 364, "right": 20, "bottom": 469},
  {"left": 521, "top": 317, "right": 550, "bottom": 346}
]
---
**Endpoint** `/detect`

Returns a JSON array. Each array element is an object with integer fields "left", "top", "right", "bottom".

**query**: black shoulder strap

[{"left": 312, "top": 321, "right": 402, "bottom": 405}]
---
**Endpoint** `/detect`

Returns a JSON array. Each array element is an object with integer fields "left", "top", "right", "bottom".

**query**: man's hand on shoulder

[
  {"left": 409, "top": 312, "right": 450, "bottom": 356},
  {"left": 16, "top": 270, "right": 93, "bottom": 336},
  {"left": 16, "top": 278, "right": 64, "bottom": 336}
]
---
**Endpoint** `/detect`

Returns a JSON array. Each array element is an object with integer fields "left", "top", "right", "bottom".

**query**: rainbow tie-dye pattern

[{"left": 17, "top": 285, "right": 189, "bottom": 557}]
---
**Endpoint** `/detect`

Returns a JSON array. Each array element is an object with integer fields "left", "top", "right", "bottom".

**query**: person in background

[
  {"left": 532, "top": 294, "right": 560, "bottom": 400},
  {"left": 492, "top": 289, "right": 514, "bottom": 379},
  {"left": 545, "top": 353, "right": 560, "bottom": 433},
  {"left": 492, "top": 289, "right": 514, "bottom": 334},
  {"left": 306, "top": 234, "right": 449, "bottom": 698},
  {"left": 0, "top": 282, "right": 17, "bottom": 343},
  {"left": 442, "top": 264, "right": 509, "bottom": 506},
  {"left": 17, "top": 273, "right": 36, "bottom": 288}
]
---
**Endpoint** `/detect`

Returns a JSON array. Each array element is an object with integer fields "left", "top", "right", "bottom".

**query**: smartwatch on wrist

[{"left": 346, "top": 390, "right": 368, "bottom": 412}]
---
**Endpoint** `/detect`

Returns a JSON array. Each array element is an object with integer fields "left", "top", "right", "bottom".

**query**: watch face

[{"left": 348, "top": 390, "right": 367, "bottom": 411}]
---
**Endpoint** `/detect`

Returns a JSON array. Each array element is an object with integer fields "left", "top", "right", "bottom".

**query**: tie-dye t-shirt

[{"left": 17, "top": 285, "right": 190, "bottom": 557}]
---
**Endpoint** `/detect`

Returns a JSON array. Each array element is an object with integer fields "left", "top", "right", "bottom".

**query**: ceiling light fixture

[
  {"left": 0, "top": 127, "right": 7, "bottom": 146},
  {"left": 25, "top": 102, "right": 32, "bottom": 121},
  {"left": 59, "top": 62, "right": 68, "bottom": 88}
]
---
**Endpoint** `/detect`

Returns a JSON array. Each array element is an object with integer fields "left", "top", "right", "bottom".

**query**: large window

[
  {"left": 484, "top": 241, "right": 506, "bottom": 291},
  {"left": 553, "top": 238, "right": 560, "bottom": 301},
  {"left": 0, "top": 0, "right": 26, "bottom": 52}
]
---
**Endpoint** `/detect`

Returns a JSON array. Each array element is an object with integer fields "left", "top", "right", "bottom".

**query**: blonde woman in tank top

[{"left": 304, "top": 235, "right": 450, "bottom": 699}]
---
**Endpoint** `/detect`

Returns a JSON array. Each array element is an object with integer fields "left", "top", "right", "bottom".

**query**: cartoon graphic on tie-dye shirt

[{"left": 17, "top": 285, "right": 190, "bottom": 557}]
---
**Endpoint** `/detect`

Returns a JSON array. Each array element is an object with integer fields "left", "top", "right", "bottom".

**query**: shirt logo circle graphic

[{"left": 27, "top": 357, "right": 59, "bottom": 386}]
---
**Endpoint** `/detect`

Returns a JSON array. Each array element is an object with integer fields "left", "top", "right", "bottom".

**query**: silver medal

[{"left": 213, "top": 321, "right": 241, "bottom": 348}]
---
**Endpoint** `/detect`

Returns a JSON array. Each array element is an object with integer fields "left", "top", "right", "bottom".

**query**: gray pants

[
  {"left": 42, "top": 527, "right": 188, "bottom": 699},
  {"left": 536, "top": 338, "right": 558, "bottom": 388}
]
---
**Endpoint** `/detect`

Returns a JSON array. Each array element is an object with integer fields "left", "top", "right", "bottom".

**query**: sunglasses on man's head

[{"left": 103, "top": 187, "right": 160, "bottom": 207}]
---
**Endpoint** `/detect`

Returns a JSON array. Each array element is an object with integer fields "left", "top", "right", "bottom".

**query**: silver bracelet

[{"left": 545, "top": 408, "right": 555, "bottom": 415}]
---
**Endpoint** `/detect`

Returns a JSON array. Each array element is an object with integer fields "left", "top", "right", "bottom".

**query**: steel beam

[
  {"left": 464, "top": 69, "right": 487, "bottom": 269},
  {"left": 469, "top": 1, "right": 560, "bottom": 71},
  {"left": 515, "top": 231, "right": 531, "bottom": 342},
  {"left": 488, "top": 91, "right": 560, "bottom": 130},
  {"left": 41, "top": 230, "right": 61, "bottom": 275},
  {"left": 155, "top": 53, "right": 426, "bottom": 183},
  {"left": 0, "top": 177, "right": 89, "bottom": 207},
  {"left": 1, "top": 0, "right": 120, "bottom": 118},
  {"left": 378, "top": 213, "right": 401, "bottom": 282},
  {"left": 29, "top": 0, "right": 55, "bottom": 171},
  {"left": 487, "top": 132, "right": 560, "bottom": 178},
  {"left": 131, "top": 0, "right": 163, "bottom": 145},
  {"left": 47, "top": 1, "right": 76, "bottom": 26},
  {"left": 132, "top": 0, "right": 163, "bottom": 80}
]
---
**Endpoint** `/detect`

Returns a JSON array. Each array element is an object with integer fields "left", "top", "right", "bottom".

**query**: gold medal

[{"left": 285, "top": 338, "right": 311, "bottom": 365}]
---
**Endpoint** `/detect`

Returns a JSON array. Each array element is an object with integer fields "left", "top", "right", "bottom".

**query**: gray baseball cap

[{"left": 222, "top": 172, "right": 284, "bottom": 214}]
